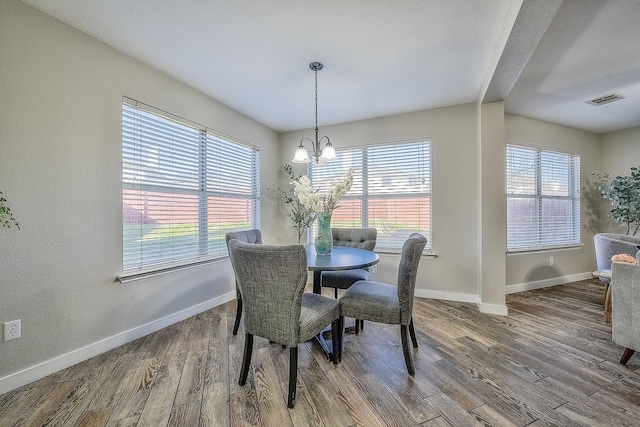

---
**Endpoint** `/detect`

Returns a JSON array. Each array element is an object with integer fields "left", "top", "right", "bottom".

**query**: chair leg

[
  {"left": 620, "top": 348, "right": 636, "bottom": 365},
  {"left": 332, "top": 317, "right": 342, "bottom": 363},
  {"left": 400, "top": 325, "right": 415, "bottom": 375},
  {"left": 340, "top": 317, "right": 344, "bottom": 361},
  {"left": 288, "top": 346, "right": 298, "bottom": 408},
  {"left": 239, "top": 334, "right": 253, "bottom": 385},
  {"left": 334, "top": 287, "right": 338, "bottom": 299},
  {"left": 232, "top": 296, "right": 243, "bottom": 336},
  {"left": 360, "top": 319, "right": 364, "bottom": 331},
  {"left": 409, "top": 317, "right": 418, "bottom": 348}
]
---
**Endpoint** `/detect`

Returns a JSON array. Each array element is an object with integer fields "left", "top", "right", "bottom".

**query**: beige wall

[
  {"left": 478, "top": 102, "right": 507, "bottom": 311},
  {"left": 279, "top": 104, "right": 483, "bottom": 303},
  {"left": 0, "top": 0, "right": 279, "bottom": 392},
  {"left": 504, "top": 115, "right": 600, "bottom": 291},
  {"left": 599, "top": 126, "right": 640, "bottom": 175}
]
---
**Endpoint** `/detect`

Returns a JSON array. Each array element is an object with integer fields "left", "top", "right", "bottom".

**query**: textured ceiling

[
  {"left": 19, "top": 0, "right": 640, "bottom": 134},
  {"left": 505, "top": 0, "right": 640, "bottom": 134}
]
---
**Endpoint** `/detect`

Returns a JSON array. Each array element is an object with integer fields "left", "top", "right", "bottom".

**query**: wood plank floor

[{"left": 2, "top": 279, "right": 640, "bottom": 426}]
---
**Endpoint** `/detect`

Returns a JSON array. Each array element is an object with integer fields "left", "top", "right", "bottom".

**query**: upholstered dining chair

[
  {"left": 322, "top": 228, "right": 377, "bottom": 332},
  {"left": 227, "top": 239, "right": 342, "bottom": 408},
  {"left": 225, "top": 229, "right": 263, "bottom": 336},
  {"left": 339, "top": 233, "right": 427, "bottom": 375}
]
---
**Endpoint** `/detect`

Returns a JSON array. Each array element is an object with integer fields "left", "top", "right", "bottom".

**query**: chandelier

[{"left": 292, "top": 62, "right": 337, "bottom": 164}]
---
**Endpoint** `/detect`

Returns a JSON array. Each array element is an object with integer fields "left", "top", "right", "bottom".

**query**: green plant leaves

[
  {"left": 592, "top": 168, "right": 640, "bottom": 235},
  {"left": 0, "top": 191, "right": 20, "bottom": 230}
]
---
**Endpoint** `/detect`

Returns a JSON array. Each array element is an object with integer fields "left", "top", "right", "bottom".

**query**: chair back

[
  {"left": 225, "top": 229, "right": 263, "bottom": 245},
  {"left": 225, "top": 229, "right": 263, "bottom": 298},
  {"left": 331, "top": 228, "right": 377, "bottom": 251},
  {"left": 397, "top": 233, "right": 428, "bottom": 324},
  {"left": 227, "top": 240, "right": 308, "bottom": 346}
]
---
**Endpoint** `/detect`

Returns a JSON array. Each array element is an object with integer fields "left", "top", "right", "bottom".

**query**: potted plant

[
  {"left": 0, "top": 191, "right": 19, "bottom": 229},
  {"left": 592, "top": 167, "right": 640, "bottom": 282},
  {"left": 592, "top": 167, "right": 640, "bottom": 235}
]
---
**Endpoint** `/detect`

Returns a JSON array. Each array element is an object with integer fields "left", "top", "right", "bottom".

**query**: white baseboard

[
  {"left": 0, "top": 292, "right": 235, "bottom": 395},
  {"left": 415, "top": 288, "right": 509, "bottom": 316},
  {"left": 415, "top": 272, "right": 594, "bottom": 316},
  {"left": 477, "top": 302, "right": 509, "bottom": 316},
  {"left": 414, "top": 289, "right": 479, "bottom": 303},
  {"left": 506, "top": 271, "right": 593, "bottom": 295}
]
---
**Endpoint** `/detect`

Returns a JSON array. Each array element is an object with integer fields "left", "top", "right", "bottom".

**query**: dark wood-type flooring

[{"left": 2, "top": 278, "right": 640, "bottom": 426}]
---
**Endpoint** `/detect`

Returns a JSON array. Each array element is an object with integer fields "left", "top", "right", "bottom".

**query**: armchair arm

[{"left": 611, "top": 262, "right": 640, "bottom": 353}]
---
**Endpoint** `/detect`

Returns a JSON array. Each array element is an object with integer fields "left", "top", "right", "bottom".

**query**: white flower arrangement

[{"left": 292, "top": 169, "right": 354, "bottom": 216}]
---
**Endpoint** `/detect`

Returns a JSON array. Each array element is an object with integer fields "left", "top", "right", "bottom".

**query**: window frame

[
  {"left": 506, "top": 141, "right": 581, "bottom": 253},
  {"left": 119, "top": 97, "right": 260, "bottom": 279}
]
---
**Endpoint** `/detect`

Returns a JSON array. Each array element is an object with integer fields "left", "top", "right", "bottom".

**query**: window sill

[
  {"left": 117, "top": 256, "right": 226, "bottom": 283},
  {"left": 376, "top": 250, "right": 437, "bottom": 258},
  {"left": 506, "top": 243, "right": 584, "bottom": 255}
]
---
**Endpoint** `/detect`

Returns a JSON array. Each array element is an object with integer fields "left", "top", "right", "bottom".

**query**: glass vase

[{"left": 315, "top": 212, "right": 333, "bottom": 255}]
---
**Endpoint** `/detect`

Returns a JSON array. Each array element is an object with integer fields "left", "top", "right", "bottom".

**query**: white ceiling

[{"left": 20, "top": 0, "right": 640, "bottom": 134}]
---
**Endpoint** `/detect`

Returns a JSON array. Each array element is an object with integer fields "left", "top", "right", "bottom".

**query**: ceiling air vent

[{"left": 586, "top": 93, "right": 626, "bottom": 106}]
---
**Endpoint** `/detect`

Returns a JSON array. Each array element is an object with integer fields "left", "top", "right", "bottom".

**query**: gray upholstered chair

[
  {"left": 322, "top": 228, "right": 377, "bottom": 332},
  {"left": 594, "top": 233, "right": 640, "bottom": 284},
  {"left": 225, "top": 229, "right": 263, "bottom": 335},
  {"left": 339, "top": 233, "right": 427, "bottom": 375},
  {"left": 611, "top": 262, "right": 640, "bottom": 365},
  {"left": 227, "top": 239, "right": 342, "bottom": 408}
]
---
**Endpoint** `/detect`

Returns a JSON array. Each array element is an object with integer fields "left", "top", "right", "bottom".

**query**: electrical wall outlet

[
  {"left": 4, "top": 319, "right": 21, "bottom": 342},
  {"left": 549, "top": 256, "right": 554, "bottom": 266},
  {"left": 371, "top": 264, "right": 378, "bottom": 274}
]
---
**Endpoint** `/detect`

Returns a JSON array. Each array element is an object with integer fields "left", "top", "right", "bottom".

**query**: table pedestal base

[
  {"left": 314, "top": 329, "right": 337, "bottom": 363},
  {"left": 305, "top": 246, "right": 380, "bottom": 363}
]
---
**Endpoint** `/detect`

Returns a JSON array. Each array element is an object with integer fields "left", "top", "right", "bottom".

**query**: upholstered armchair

[
  {"left": 594, "top": 233, "right": 640, "bottom": 284},
  {"left": 339, "top": 233, "right": 427, "bottom": 375},
  {"left": 227, "top": 240, "right": 342, "bottom": 408},
  {"left": 225, "top": 229, "right": 263, "bottom": 335},
  {"left": 611, "top": 262, "right": 640, "bottom": 365}
]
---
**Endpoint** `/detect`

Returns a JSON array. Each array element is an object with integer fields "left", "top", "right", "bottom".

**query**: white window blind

[
  {"left": 309, "top": 140, "right": 431, "bottom": 253},
  {"left": 506, "top": 143, "right": 580, "bottom": 251},
  {"left": 122, "top": 98, "right": 260, "bottom": 272}
]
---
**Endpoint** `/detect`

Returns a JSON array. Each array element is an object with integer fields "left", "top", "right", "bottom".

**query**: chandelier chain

[{"left": 314, "top": 68, "right": 319, "bottom": 130}]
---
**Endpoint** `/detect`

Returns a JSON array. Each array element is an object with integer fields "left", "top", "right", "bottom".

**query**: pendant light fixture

[{"left": 292, "top": 62, "right": 337, "bottom": 164}]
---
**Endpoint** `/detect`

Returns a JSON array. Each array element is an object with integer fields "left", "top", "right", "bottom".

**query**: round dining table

[
  {"left": 304, "top": 245, "right": 379, "bottom": 361},
  {"left": 305, "top": 245, "right": 380, "bottom": 294}
]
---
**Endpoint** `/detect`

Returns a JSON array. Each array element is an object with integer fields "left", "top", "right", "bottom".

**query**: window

[
  {"left": 506, "top": 143, "right": 580, "bottom": 251},
  {"left": 309, "top": 140, "right": 431, "bottom": 253},
  {"left": 122, "top": 98, "right": 260, "bottom": 272}
]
